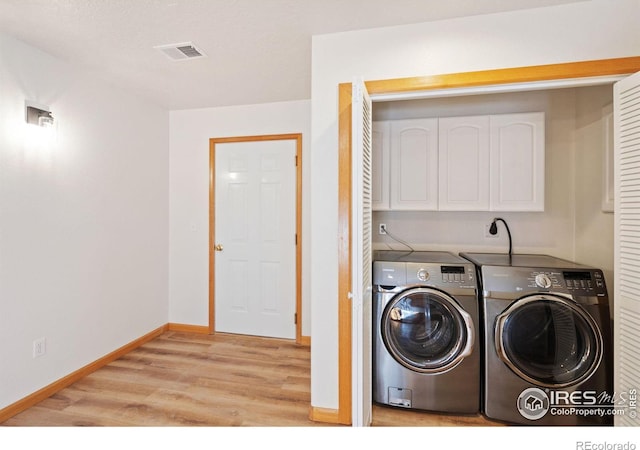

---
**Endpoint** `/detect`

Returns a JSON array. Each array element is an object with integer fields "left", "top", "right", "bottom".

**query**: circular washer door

[
  {"left": 495, "top": 294, "right": 603, "bottom": 388},
  {"left": 381, "top": 287, "right": 474, "bottom": 374}
]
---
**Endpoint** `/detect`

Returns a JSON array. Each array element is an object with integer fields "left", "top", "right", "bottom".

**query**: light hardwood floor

[{"left": 2, "top": 331, "right": 500, "bottom": 427}]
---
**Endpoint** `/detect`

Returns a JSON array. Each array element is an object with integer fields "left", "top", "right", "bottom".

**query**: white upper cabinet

[
  {"left": 371, "top": 121, "right": 390, "bottom": 210},
  {"left": 438, "top": 115, "right": 490, "bottom": 211},
  {"left": 489, "top": 112, "right": 545, "bottom": 211},
  {"left": 389, "top": 118, "right": 439, "bottom": 210},
  {"left": 372, "top": 112, "right": 545, "bottom": 212}
]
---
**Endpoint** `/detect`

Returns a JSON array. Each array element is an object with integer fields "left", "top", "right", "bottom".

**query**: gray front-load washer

[{"left": 373, "top": 251, "right": 480, "bottom": 413}]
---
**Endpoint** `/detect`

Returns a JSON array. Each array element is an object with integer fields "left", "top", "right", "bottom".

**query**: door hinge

[
  {"left": 294, "top": 313, "right": 297, "bottom": 325},
  {"left": 295, "top": 233, "right": 298, "bottom": 245},
  {"left": 295, "top": 155, "right": 298, "bottom": 166}
]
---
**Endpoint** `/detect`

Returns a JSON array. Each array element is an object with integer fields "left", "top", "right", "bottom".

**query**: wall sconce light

[
  {"left": 23, "top": 101, "right": 57, "bottom": 153},
  {"left": 26, "top": 104, "right": 54, "bottom": 128}
]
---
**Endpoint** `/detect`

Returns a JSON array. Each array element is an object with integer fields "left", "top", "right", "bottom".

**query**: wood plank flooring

[{"left": 2, "top": 331, "right": 499, "bottom": 427}]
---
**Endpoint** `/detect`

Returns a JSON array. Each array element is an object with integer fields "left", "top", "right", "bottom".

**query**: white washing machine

[
  {"left": 460, "top": 252, "right": 613, "bottom": 425},
  {"left": 373, "top": 251, "right": 480, "bottom": 413}
]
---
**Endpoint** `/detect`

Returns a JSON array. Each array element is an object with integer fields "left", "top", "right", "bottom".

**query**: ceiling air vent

[{"left": 154, "top": 42, "right": 206, "bottom": 61}]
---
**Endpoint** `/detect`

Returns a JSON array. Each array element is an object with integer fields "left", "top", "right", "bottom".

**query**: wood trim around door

[
  {"left": 335, "top": 56, "right": 640, "bottom": 425},
  {"left": 336, "top": 83, "right": 354, "bottom": 425},
  {"left": 364, "top": 56, "right": 640, "bottom": 95},
  {"left": 209, "top": 133, "right": 304, "bottom": 344}
]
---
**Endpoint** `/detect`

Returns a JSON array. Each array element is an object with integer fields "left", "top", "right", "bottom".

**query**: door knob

[{"left": 214, "top": 244, "right": 224, "bottom": 252}]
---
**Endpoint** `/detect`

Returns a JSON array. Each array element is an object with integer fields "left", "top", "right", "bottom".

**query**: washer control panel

[
  {"left": 373, "top": 260, "right": 477, "bottom": 291},
  {"left": 417, "top": 269, "right": 430, "bottom": 281},
  {"left": 405, "top": 263, "right": 476, "bottom": 289},
  {"left": 441, "top": 265, "right": 467, "bottom": 283}
]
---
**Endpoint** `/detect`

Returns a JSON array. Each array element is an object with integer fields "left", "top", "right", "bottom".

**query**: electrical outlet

[
  {"left": 33, "top": 337, "right": 46, "bottom": 358},
  {"left": 379, "top": 223, "right": 387, "bottom": 235},
  {"left": 485, "top": 224, "right": 499, "bottom": 238}
]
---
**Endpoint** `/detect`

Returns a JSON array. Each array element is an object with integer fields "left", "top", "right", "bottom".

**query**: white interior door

[
  {"left": 614, "top": 70, "right": 640, "bottom": 426},
  {"left": 214, "top": 139, "right": 296, "bottom": 339},
  {"left": 352, "top": 79, "right": 373, "bottom": 427}
]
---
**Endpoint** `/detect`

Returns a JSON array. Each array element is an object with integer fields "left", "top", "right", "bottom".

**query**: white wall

[
  {"left": 310, "top": 0, "right": 640, "bottom": 411},
  {"left": 168, "top": 101, "right": 311, "bottom": 335},
  {"left": 574, "top": 85, "right": 616, "bottom": 295},
  {"left": 0, "top": 33, "right": 169, "bottom": 409}
]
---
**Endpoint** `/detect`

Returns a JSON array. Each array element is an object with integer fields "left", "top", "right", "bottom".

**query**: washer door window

[
  {"left": 496, "top": 295, "right": 602, "bottom": 388},
  {"left": 382, "top": 287, "right": 474, "bottom": 373}
]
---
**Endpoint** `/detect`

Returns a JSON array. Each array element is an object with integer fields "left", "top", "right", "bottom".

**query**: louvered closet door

[
  {"left": 614, "top": 70, "right": 640, "bottom": 426},
  {"left": 352, "top": 79, "right": 373, "bottom": 427}
]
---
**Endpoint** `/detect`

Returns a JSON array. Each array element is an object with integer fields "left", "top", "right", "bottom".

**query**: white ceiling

[{"left": 0, "top": 0, "right": 582, "bottom": 110}]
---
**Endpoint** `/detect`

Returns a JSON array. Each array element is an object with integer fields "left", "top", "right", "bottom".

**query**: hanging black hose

[{"left": 490, "top": 217, "right": 512, "bottom": 257}]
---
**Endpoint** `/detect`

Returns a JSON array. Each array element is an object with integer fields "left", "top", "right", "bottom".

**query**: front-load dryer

[
  {"left": 373, "top": 251, "right": 480, "bottom": 413},
  {"left": 460, "top": 252, "right": 613, "bottom": 425}
]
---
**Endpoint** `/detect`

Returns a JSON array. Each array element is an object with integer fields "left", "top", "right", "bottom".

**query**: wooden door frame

[
  {"left": 209, "top": 133, "right": 304, "bottom": 343},
  {"left": 335, "top": 56, "right": 640, "bottom": 425}
]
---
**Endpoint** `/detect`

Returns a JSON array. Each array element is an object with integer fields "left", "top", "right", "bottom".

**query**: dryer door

[
  {"left": 496, "top": 294, "right": 603, "bottom": 388},
  {"left": 381, "top": 287, "right": 474, "bottom": 373}
]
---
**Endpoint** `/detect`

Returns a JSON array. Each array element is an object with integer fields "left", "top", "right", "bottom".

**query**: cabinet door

[
  {"left": 371, "top": 121, "right": 390, "bottom": 211},
  {"left": 390, "top": 118, "right": 439, "bottom": 210},
  {"left": 489, "top": 112, "right": 545, "bottom": 211},
  {"left": 438, "top": 115, "right": 490, "bottom": 211}
]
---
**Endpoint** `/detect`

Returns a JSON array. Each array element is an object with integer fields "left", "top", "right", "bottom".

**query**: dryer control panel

[
  {"left": 482, "top": 266, "right": 608, "bottom": 297},
  {"left": 525, "top": 269, "right": 607, "bottom": 296},
  {"left": 561, "top": 270, "right": 607, "bottom": 296}
]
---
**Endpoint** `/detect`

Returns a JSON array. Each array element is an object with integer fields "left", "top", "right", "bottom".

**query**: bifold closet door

[
  {"left": 614, "top": 70, "right": 640, "bottom": 426},
  {"left": 351, "top": 79, "right": 373, "bottom": 427}
]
